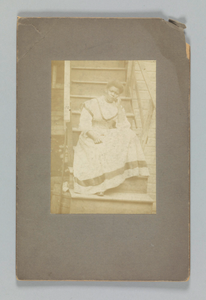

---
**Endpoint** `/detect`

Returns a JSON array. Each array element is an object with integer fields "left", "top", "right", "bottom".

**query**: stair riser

[
  {"left": 71, "top": 82, "right": 127, "bottom": 96},
  {"left": 71, "top": 61, "right": 125, "bottom": 68},
  {"left": 70, "top": 97, "right": 132, "bottom": 113},
  {"left": 108, "top": 177, "right": 148, "bottom": 194},
  {"left": 71, "top": 69, "right": 126, "bottom": 82},
  {"left": 72, "top": 118, "right": 137, "bottom": 145},
  {"left": 69, "top": 199, "right": 153, "bottom": 214},
  {"left": 51, "top": 195, "right": 153, "bottom": 214}
]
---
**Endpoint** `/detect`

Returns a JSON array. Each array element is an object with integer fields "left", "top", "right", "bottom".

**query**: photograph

[
  {"left": 50, "top": 60, "right": 156, "bottom": 214},
  {"left": 15, "top": 15, "right": 192, "bottom": 285}
]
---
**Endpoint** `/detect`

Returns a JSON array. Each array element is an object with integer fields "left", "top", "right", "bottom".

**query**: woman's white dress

[{"left": 73, "top": 96, "right": 149, "bottom": 194}]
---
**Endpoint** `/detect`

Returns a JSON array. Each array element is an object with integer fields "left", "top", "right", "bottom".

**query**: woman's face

[{"left": 106, "top": 86, "right": 120, "bottom": 103}]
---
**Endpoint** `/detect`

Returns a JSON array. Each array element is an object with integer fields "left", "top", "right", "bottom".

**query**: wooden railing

[{"left": 125, "top": 61, "right": 155, "bottom": 149}]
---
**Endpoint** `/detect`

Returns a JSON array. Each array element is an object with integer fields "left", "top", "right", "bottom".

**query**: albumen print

[{"left": 51, "top": 61, "right": 156, "bottom": 214}]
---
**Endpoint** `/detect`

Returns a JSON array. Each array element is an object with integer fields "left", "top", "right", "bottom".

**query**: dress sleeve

[
  {"left": 116, "top": 106, "right": 131, "bottom": 129},
  {"left": 79, "top": 107, "right": 93, "bottom": 133}
]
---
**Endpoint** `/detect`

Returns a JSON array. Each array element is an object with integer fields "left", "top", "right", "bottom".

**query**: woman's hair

[{"left": 106, "top": 80, "right": 124, "bottom": 94}]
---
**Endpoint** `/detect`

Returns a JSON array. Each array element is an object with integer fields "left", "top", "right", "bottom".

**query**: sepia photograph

[{"left": 50, "top": 60, "right": 156, "bottom": 214}]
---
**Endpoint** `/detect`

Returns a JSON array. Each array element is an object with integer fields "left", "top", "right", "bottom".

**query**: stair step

[
  {"left": 108, "top": 177, "right": 148, "bottom": 194},
  {"left": 71, "top": 110, "right": 135, "bottom": 130},
  {"left": 71, "top": 67, "right": 126, "bottom": 82},
  {"left": 71, "top": 95, "right": 132, "bottom": 100},
  {"left": 71, "top": 81, "right": 127, "bottom": 96},
  {"left": 71, "top": 111, "right": 135, "bottom": 128},
  {"left": 72, "top": 119, "right": 138, "bottom": 145},
  {"left": 51, "top": 114, "right": 136, "bottom": 137},
  {"left": 72, "top": 110, "right": 80, "bottom": 115},
  {"left": 70, "top": 189, "right": 152, "bottom": 202},
  {"left": 71, "top": 110, "right": 135, "bottom": 117},
  {"left": 68, "top": 189, "right": 154, "bottom": 214},
  {"left": 70, "top": 95, "right": 133, "bottom": 113},
  {"left": 71, "top": 80, "right": 126, "bottom": 85}
]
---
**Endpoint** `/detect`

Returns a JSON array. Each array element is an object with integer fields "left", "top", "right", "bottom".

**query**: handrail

[
  {"left": 126, "top": 60, "right": 155, "bottom": 149},
  {"left": 126, "top": 61, "right": 144, "bottom": 132},
  {"left": 125, "top": 61, "right": 133, "bottom": 96},
  {"left": 137, "top": 61, "right": 156, "bottom": 109},
  {"left": 141, "top": 101, "right": 155, "bottom": 149},
  {"left": 132, "top": 62, "right": 144, "bottom": 129}
]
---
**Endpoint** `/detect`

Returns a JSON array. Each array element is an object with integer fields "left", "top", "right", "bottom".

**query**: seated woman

[{"left": 73, "top": 80, "right": 149, "bottom": 196}]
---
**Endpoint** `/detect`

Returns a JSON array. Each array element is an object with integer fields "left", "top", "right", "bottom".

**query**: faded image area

[{"left": 51, "top": 61, "right": 156, "bottom": 214}]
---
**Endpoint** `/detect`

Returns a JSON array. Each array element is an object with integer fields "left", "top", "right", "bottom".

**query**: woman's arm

[
  {"left": 79, "top": 107, "right": 103, "bottom": 144},
  {"left": 79, "top": 107, "right": 93, "bottom": 133}
]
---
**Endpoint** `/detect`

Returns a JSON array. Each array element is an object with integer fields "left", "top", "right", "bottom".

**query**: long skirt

[{"left": 73, "top": 128, "right": 149, "bottom": 194}]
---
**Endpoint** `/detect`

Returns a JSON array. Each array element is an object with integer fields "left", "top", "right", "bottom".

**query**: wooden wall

[{"left": 133, "top": 61, "right": 156, "bottom": 210}]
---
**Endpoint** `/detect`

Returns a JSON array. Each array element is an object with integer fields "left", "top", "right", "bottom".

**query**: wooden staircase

[
  {"left": 70, "top": 61, "right": 136, "bottom": 148},
  {"left": 51, "top": 60, "right": 155, "bottom": 214}
]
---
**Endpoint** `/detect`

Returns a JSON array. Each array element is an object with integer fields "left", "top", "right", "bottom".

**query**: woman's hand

[{"left": 87, "top": 130, "right": 103, "bottom": 144}]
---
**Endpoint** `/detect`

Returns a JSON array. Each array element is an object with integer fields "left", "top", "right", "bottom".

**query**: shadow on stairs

[
  {"left": 51, "top": 176, "right": 155, "bottom": 214},
  {"left": 69, "top": 189, "right": 154, "bottom": 214}
]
